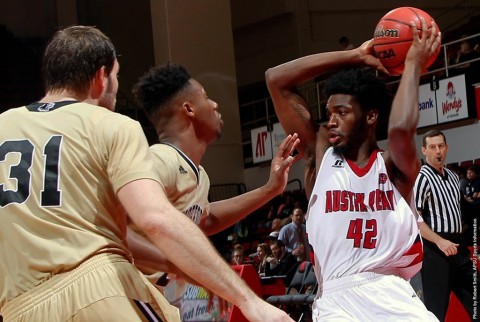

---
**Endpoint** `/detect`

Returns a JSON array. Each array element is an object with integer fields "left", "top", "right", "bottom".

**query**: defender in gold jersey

[
  {"left": 0, "top": 26, "right": 294, "bottom": 322},
  {"left": 132, "top": 63, "right": 300, "bottom": 320}
]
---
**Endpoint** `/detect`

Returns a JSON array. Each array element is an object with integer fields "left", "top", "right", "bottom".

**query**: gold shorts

[{"left": 1, "top": 253, "right": 179, "bottom": 322}]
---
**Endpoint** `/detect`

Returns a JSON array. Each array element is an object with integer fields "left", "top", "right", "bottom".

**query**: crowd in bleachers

[
  {"left": 220, "top": 188, "right": 308, "bottom": 264},
  {"left": 219, "top": 188, "right": 314, "bottom": 321},
  {"left": 447, "top": 160, "right": 480, "bottom": 246}
]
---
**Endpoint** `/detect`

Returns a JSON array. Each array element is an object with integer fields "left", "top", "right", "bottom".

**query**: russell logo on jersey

[{"left": 332, "top": 159, "right": 344, "bottom": 168}]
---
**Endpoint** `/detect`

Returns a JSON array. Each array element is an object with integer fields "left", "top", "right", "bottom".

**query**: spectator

[
  {"left": 276, "top": 194, "right": 296, "bottom": 219},
  {"left": 231, "top": 248, "right": 247, "bottom": 266},
  {"left": 267, "top": 218, "right": 283, "bottom": 240},
  {"left": 233, "top": 243, "right": 244, "bottom": 251},
  {"left": 450, "top": 163, "right": 469, "bottom": 195},
  {"left": 278, "top": 208, "right": 311, "bottom": 262},
  {"left": 464, "top": 164, "right": 480, "bottom": 204},
  {"left": 255, "top": 243, "right": 272, "bottom": 276},
  {"left": 456, "top": 36, "right": 480, "bottom": 68},
  {"left": 233, "top": 219, "right": 250, "bottom": 242},
  {"left": 265, "top": 240, "right": 299, "bottom": 285},
  {"left": 455, "top": 35, "right": 480, "bottom": 84},
  {"left": 339, "top": 36, "right": 355, "bottom": 50},
  {"left": 462, "top": 164, "right": 480, "bottom": 247}
]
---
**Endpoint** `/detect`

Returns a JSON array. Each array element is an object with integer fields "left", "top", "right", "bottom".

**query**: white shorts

[{"left": 312, "top": 272, "right": 438, "bottom": 322}]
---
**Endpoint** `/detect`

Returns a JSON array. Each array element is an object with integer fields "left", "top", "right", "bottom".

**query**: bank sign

[{"left": 418, "top": 74, "right": 469, "bottom": 128}]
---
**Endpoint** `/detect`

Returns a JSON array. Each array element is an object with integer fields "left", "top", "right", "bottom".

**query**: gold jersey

[
  {"left": 0, "top": 101, "right": 159, "bottom": 308},
  {"left": 149, "top": 143, "right": 214, "bottom": 320},
  {"left": 150, "top": 143, "right": 210, "bottom": 226}
]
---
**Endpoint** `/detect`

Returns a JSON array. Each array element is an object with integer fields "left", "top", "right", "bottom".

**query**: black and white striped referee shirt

[{"left": 414, "top": 163, "right": 462, "bottom": 233}]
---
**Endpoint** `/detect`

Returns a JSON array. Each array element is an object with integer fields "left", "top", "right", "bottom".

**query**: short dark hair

[
  {"left": 270, "top": 239, "right": 285, "bottom": 248},
  {"left": 42, "top": 25, "right": 116, "bottom": 96},
  {"left": 467, "top": 165, "right": 479, "bottom": 175},
  {"left": 132, "top": 63, "right": 191, "bottom": 121},
  {"left": 232, "top": 248, "right": 244, "bottom": 256},
  {"left": 324, "top": 68, "right": 392, "bottom": 118},
  {"left": 422, "top": 129, "right": 446, "bottom": 147}
]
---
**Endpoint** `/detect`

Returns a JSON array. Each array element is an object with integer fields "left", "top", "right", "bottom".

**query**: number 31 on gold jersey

[{"left": 0, "top": 135, "right": 62, "bottom": 207}]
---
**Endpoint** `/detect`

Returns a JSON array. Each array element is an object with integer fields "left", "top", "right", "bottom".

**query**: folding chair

[
  {"left": 288, "top": 267, "right": 318, "bottom": 321},
  {"left": 266, "top": 261, "right": 311, "bottom": 305},
  {"left": 266, "top": 261, "right": 317, "bottom": 321}
]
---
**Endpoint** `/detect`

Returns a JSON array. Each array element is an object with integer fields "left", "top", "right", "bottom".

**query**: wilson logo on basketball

[
  {"left": 374, "top": 27, "right": 400, "bottom": 38},
  {"left": 372, "top": 7, "right": 440, "bottom": 75}
]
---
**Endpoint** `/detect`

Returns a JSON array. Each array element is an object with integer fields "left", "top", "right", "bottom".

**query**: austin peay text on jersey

[{"left": 325, "top": 189, "right": 395, "bottom": 213}]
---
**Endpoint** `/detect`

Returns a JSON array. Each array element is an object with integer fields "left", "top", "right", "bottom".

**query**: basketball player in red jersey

[{"left": 266, "top": 19, "right": 441, "bottom": 320}]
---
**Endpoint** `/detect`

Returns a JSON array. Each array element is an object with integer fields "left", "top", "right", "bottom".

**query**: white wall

[
  {"left": 149, "top": 0, "right": 245, "bottom": 185},
  {"left": 244, "top": 158, "right": 305, "bottom": 191},
  {"left": 439, "top": 123, "right": 480, "bottom": 163},
  {"left": 381, "top": 121, "right": 480, "bottom": 165}
]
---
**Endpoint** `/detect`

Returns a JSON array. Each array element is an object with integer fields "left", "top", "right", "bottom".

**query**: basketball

[{"left": 373, "top": 7, "right": 440, "bottom": 75}]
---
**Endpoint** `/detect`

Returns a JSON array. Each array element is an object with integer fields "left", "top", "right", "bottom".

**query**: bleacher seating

[
  {"left": 267, "top": 261, "right": 317, "bottom": 321},
  {"left": 446, "top": 159, "right": 480, "bottom": 170},
  {"left": 446, "top": 162, "right": 459, "bottom": 170},
  {"left": 460, "top": 160, "right": 474, "bottom": 168}
]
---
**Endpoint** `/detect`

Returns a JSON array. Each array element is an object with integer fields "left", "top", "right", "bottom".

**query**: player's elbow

[
  {"left": 388, "top": 112, "right": 419, "bottom": 135},
  {"left": 133, "top": 207, "right": 172, "bottom": 241},
  {"left": 387, "top": 127, "right": 416, "bottom": 148},
  {"left": 265, "top": 67, "right": 281, "bottom": 88}
]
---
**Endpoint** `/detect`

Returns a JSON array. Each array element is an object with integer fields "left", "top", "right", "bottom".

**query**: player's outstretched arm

[
  {"left": 119, "top": 178, "right": 294, "bottom": 322},
  {"left": 386, "top": 19, "right": 441, "bottom": 196},
  {"left": 203, "top": 134, "right": 301, "bottom": 236}
]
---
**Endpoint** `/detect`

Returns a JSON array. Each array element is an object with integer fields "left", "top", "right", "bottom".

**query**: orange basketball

[{"left": 373, "top": 7, "right": 440, "bottom": 75}]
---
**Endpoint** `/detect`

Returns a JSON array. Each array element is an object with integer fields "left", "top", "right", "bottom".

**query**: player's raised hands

[
  {"left": 405, "top": 18, "right": 442, "bottom": 71},
  {"left": 357, "top": 39, "right": 390, "bottom": 74},
  {"left": 266, "top": 133, "right": 302, "bottom": 195}
]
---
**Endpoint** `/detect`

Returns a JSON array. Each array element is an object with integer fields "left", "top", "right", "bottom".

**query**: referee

[{"left": 414, "top": 129, "right": 474, "bottom": 321}]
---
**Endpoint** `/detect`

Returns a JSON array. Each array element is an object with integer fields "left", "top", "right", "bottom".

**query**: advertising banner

[
  {"left": 164, "top": 279, "right": 229, "bottom": 321},
  {"left": 418, "top": 74, "right": 469, "bottom": 128},
  {"left": 437, "top": 74, "right": 469, "bottom": 123},
  {"left": 251, "top": 126, "right": 272, "bottom": 163},
  {"left": 418, "top": 82, "right": 438, "bottom": 128}
]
